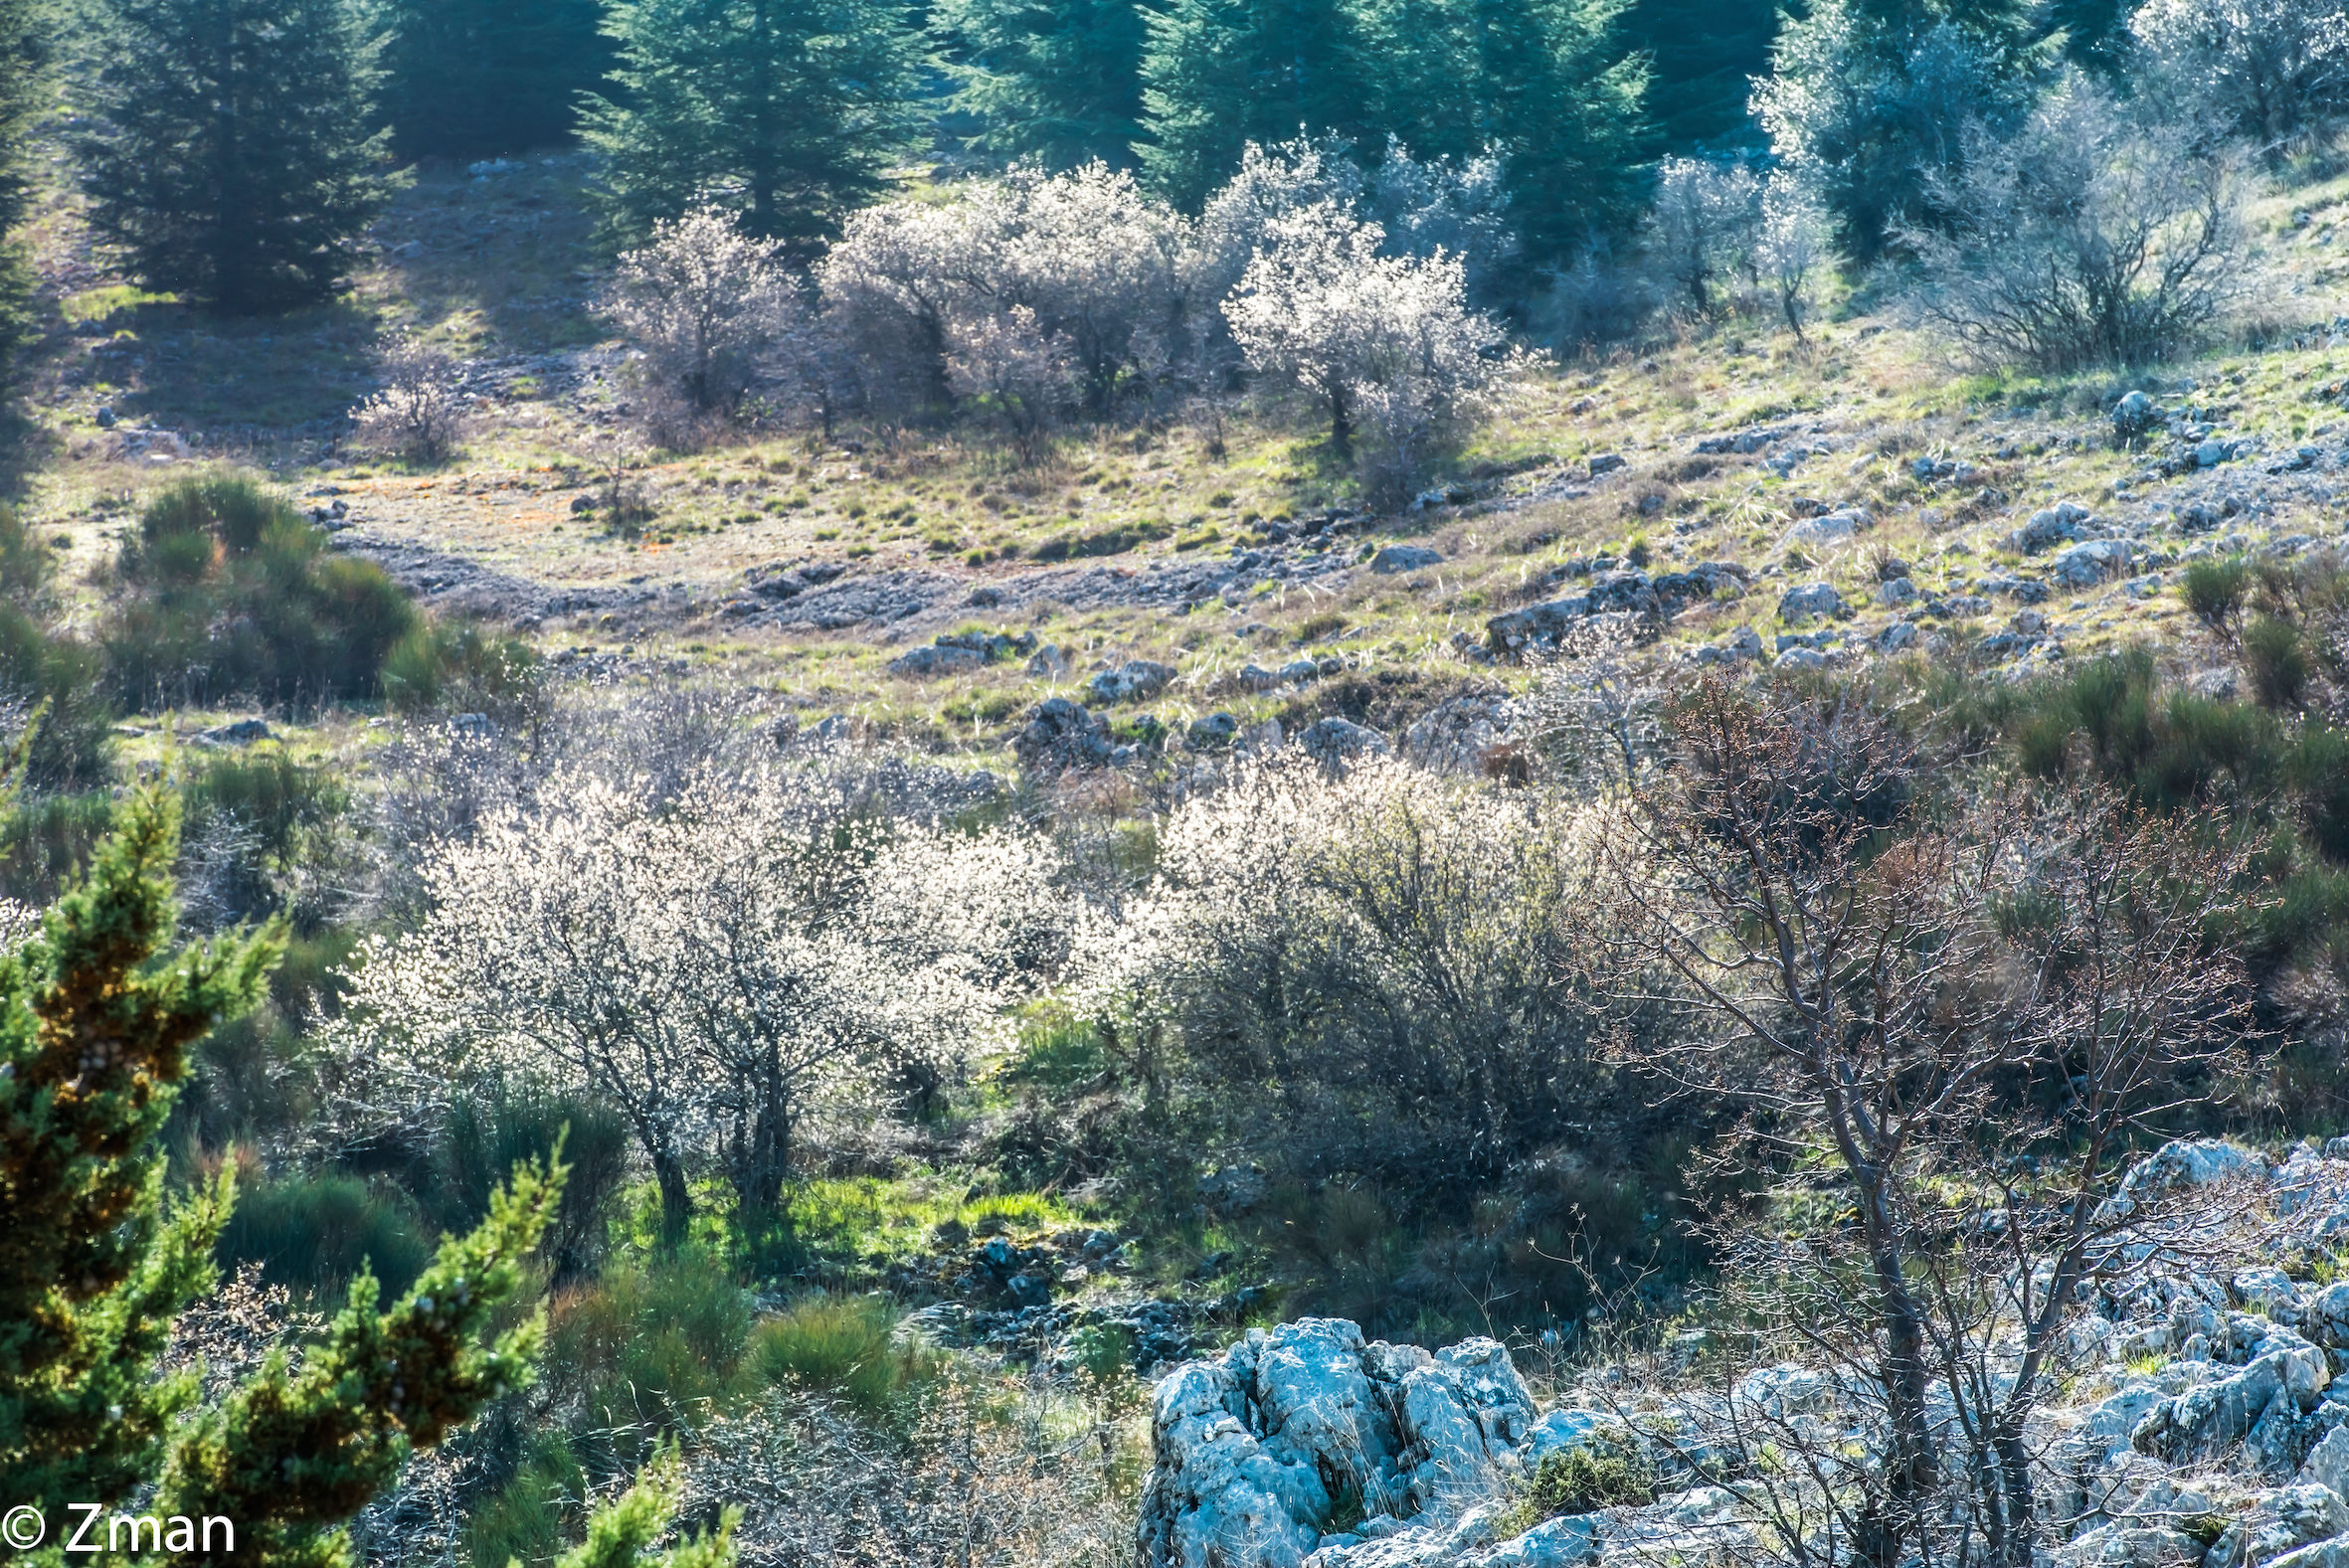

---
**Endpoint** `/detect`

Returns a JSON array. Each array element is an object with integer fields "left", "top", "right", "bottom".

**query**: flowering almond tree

[
  {"left": 328, "top": 766, "right": 1067, "bottom": 1238},
  {"left": 1222, "top": 203, "right": 1519, "bottom": 495}
]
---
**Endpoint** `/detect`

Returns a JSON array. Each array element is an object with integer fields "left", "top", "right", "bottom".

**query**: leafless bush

[
  {"left": 1900, "top": 78, "right": 2255, "bottom": 372},
  {"left": 1075, "top": 759, "right": 1626, "bottom": 1195},
  {"left": 1756, "top": 178, "right": 1830, "bottom": 345},
  {"left": 1223, "top": 203, "right": 1523, "bottom": 500},
  {"left": 946, "top": 305, "right": 1078, "bottom": 463},
  {"left": 1529, "top": 245, "right": 1658, "bottom": 350},
  {"left": 604, "top": 207, "right": 802, "bottom": 446},
  {"left": 350, "top": 335, "right": 468, "bottom": 462}
]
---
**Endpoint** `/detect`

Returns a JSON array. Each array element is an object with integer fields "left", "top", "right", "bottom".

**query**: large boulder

[
  {"left": 2053, "top": 538, "right": 2136, "bottom": 589},
  {"left": 886, "top": 644, "right": 985, "bottom": 678},
  {"left": 1301, "top": 717, "right": 1392, "bottom": 772},
  {"left": 1140, "top": 1321, "right": 1539, "bottom": 1568}
]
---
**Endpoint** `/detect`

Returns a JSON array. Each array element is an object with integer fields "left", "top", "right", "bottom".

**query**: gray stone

[
  {"left": 1880, "top": 621, "right": 1920, "bottom": 652},
  {"left": 1781, "top": 510, "right": 1863, "bottom": 551},
  {"left": 1371, "top": 546, "right": 1445, "bottom": 574},
  {"left": 1300, "top": 717, "right": 1392, "bottom": 771},
  {"left": 1777, "top": 582, "right": 1846, "bottom": 622},
  {"left": 1014, "top": 697, "right": 1113, "bottom": 773},
  {"left": 2053, "top": 539, "right": 2136, "bottom": 589},
  {"left": 887, "top": 644, "right": 986, "bottom": 678},
  {"left": 1878, "top": 576, "right": 1917, "bottom": 606},
  {"left": 2113, "top": 391, "right": 2159, "bottom": 441},
  {"left": 1586, "top": 452, "right": 1627, "bottom": 477},
  {"left": 1090, "top": 660, "right": 1176, "bottom": 703},
  {"left": 1188, "top": 712, "right": 1241, "bottom": 749}
]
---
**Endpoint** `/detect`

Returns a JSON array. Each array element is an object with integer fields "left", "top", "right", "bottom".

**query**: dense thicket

[
  {"left": 580, "top": 0, "right": 926, "bottom": 246},
  {"left": 381, "top": 0, "right": 610, "bottom": 158},
  {"left": 75, "top": 0, "right": 390, "bottom": 313}
]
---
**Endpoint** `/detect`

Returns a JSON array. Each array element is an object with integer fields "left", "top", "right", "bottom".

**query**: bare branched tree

[{"left": 1599, "top": 678, "right": 2263, "bottom": 1568}]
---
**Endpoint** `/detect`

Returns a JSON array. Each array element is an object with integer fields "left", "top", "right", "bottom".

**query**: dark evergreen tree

[
  {"left": 580, "top": 0, "right": 926, "bottom": 248},
  {"left": 1460, "top": 0, "right": 1648, "bottom": 265},
  {"left": 1135, "top": 0, "right": 1375, "bottom": 208},
  {"left": 75, "top": 0, "right": 391, "bottom": 314},
  {"left": 383, "top": 0, "right": 612, "bottom": 159},
  {"left": 0, "top": 0, "right": 49, "bottom": 388},
  {"left": 1622, "top": 0, "right": 1781, "bottom": 148},
  {"left": 935, "top": 0, "right": 1149, "bottom": 168},
  {"left": 2043, "top": 0, "right": 2127, "bottom": 70},
  {"left": 1347, "top": 0, "right": 1647, "bottom": 265},
  {"left": 0, "top": 781, "right": 575, "bottom": 1568}
]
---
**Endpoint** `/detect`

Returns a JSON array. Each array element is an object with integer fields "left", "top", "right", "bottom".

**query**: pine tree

[
  {"left": 75, "top": 0, "right": 392, "bottom": 314},
  {"left": 0, "top": 0, "right": 48, "bottom": 387},
  {"left": 1347, "top": 0, "right": 1647, "bottom": 265},
  {"left": 581, "top": 0, "right": 926, "bottom": 248},
  {"left": 935, "top": 0, "right": 1149, "bottom": 169},
  {"left": 1621, "top": 0, "right": 1781, "bottom": 148},
  {"left": 0, "top": 781, "right": 578, "bottom": 1568},
  {"left": 382, "top": 0, "right": 612, "bottom": 159},
  {"left": 1460, "top": 0, "right": 1647, "bottom": 264},
  {"left": 1135, "top": 0, "right": 1374, "bottom": 208}
]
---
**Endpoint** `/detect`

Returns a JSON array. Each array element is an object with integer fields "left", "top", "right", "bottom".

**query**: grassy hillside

[{"left": 10, "top": 152, "right": 2349, "bottom": 773}]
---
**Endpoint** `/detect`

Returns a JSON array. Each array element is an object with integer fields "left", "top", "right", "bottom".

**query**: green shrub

[
  {"left": 382, "top": 619, "right": 544, "bottom": 723},
  {"left": 215, "top": 1171, "right": 435, "bottom": 1298},
  {"left": 0, "top": 602, "right": 112, "bottom": 787},
  {"left": 2292, "top": 724, "right": 2349, "bottom": 865},
  {"left": 549, "top": 1252, "right": 754, "bottom": 1442},
  {"left": 0, "top": 504, "right": 58, "bottom": 603},
  {"left": 1523, "top": 1439, "right": 1655, "bottom": 1520},
  {"left": 2243, "top": 614, "right": 2310, "bottom": 709},
  {"left": 139, "top": 472, "right": 293, "bottom": 553},
  {"left": 0, "top": 787, "right": 115, "bottom": 904},
  {"left": 105, "top": 474, "right": 422, "bottom": 711},
  {"left": 462, "top": 1432, "right": 584, "bottom": 1568},
  {"left": 746, "top": 1294, "right": 937, "bottom": 1415},
  {"left": 183, "top": 751, "right": 349, "bottom": 866},
  {"left": 2180, "top": 557, "right": 2250, "bottom": 633},
  {"left": 435, "top": 1080, "right": 632, "bottom": 1285}
]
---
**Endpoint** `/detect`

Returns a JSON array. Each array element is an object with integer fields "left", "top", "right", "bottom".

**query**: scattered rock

[
  {"left": 1777, "top": 582, "right": 1846, "bottom": 623},
  {"left": 1013, "top": 697, "right": 1113, "bottom": 773},
  {"left": 887, "top": 644, "right": 986, "bottom": 678},
  {"left": 1371, "top": 545, "right": 1445, "bottom": 574}
]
